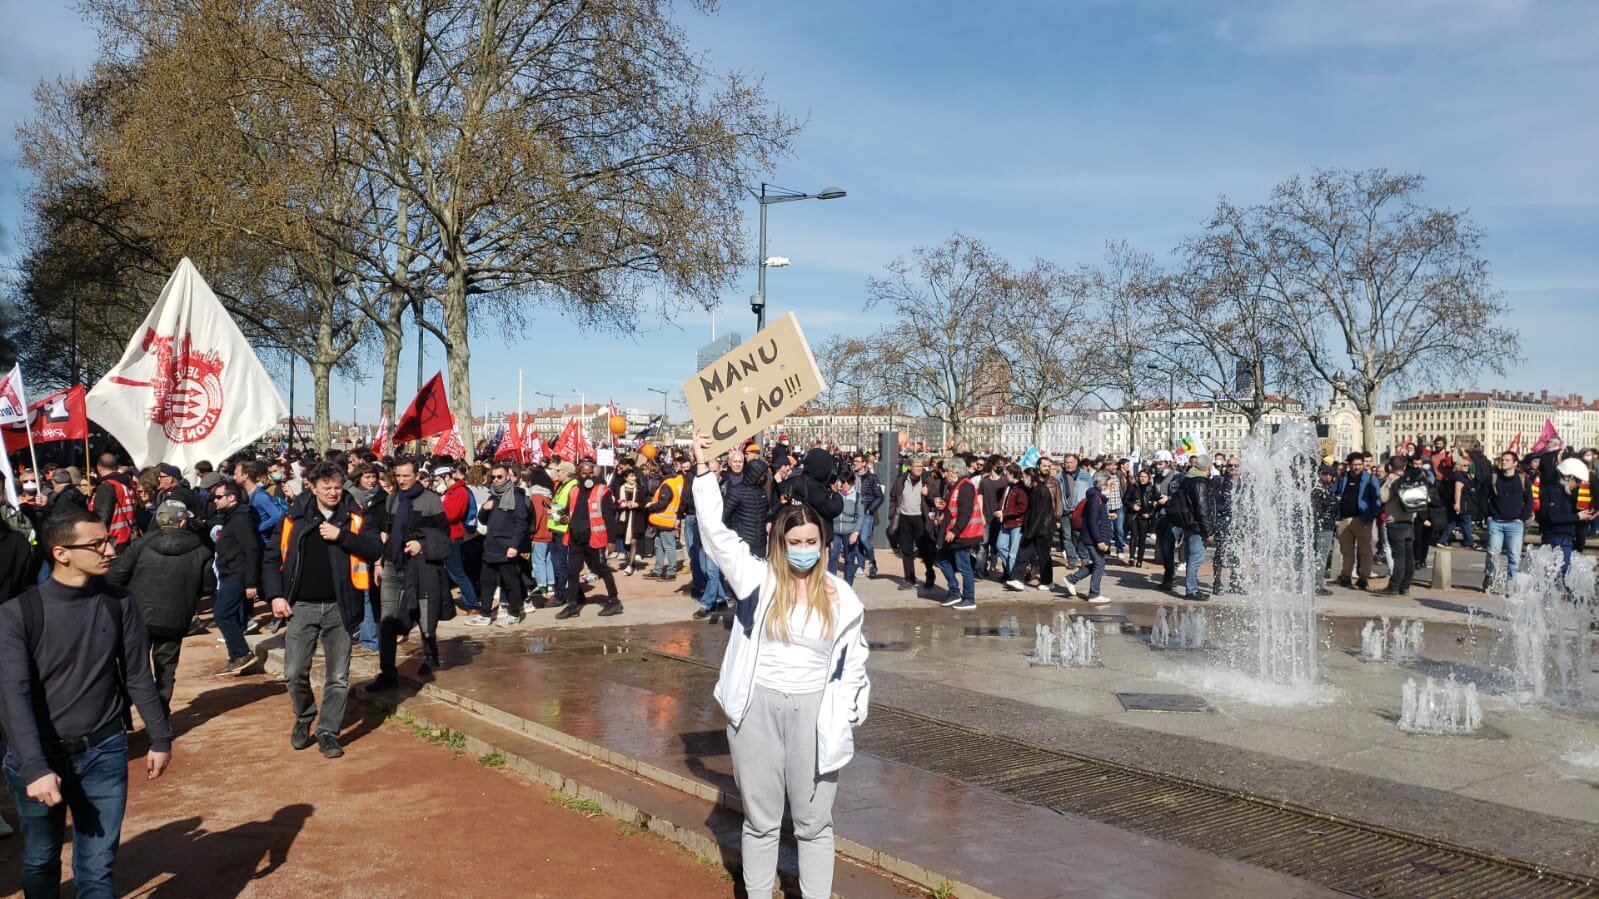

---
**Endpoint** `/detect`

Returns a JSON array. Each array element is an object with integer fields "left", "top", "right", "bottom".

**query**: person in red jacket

[{"left": 436, "top": 465, "right": 480, "bottom": 613}]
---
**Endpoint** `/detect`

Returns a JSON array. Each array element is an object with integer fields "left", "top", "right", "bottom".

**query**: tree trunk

[
  {"left": 1032, "top": 409, "right": 1046, "bottom": 449},
  {"left": 443, "top": 267, "right": 473, "bottom": 462},
  {"left": 380, "top": 317, "right": 402, "bottom": 421},
  {"left": 311, "top": 359, "right": 332, "bottom": 453},
  {"left": 1360, "top": 385, "right": 1381, "bottom": 456}
]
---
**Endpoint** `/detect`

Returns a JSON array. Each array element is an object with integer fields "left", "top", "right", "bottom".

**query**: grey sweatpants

[{"left": 727, "top": 685, "right": 840, "bottom": 899}]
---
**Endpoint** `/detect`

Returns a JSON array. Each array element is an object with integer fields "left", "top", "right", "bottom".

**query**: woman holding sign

[{"left": 690, "top": 431, "right": 870, "bottom": 899}]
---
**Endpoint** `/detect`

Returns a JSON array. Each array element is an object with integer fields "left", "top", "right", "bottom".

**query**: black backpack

[
  {"left": 1165, "top": 482, "right": 1194, "bottom": 529},
  {"left": 2, "top": 587, "right": 130, "bottom": 740}
]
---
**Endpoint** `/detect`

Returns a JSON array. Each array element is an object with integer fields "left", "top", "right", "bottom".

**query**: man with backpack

[
  {"left": 1163, "top": 455, "right": 1218, "bottom": 600},
  {"left": 1377, "top": 456, "right": 1430, "bottom": 596},
  {"left": 1333, "top": 453, "right": 1382, "bottom": 590},
  {"left": 0, "top": 510, "right": 173, "bottom": 896}
]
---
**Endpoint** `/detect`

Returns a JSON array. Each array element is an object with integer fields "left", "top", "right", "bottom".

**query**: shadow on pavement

[{"left": 107, "top": 803, "right": 314, "bottom": 897}]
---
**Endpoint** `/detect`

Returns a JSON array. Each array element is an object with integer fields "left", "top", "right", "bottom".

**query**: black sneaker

[
  {"left": 692, "top": 607, "right": 713, "bottom": 620},
  {"left": 598, "top": 600, "right": 624, "bottom": 617},
  {"left": 1335, "top": 577, "right": 1352, "bottom": 589},
  {"left": 418, "top": 656, "right": 438, "bottom": 677},
  {"left": 897, "top": 582, "right": 916, "bottom": 591},
  {"left": 1356, "top": 579, "right": 1370, "bottom": 591},
  {"left": 316, "top": 731, "right": 344, "bottom": 759},
  {"left": 554, "top": 602, "right": 582, "bottom": 620},
  {"left": 291, "top": 720, "right": 314, "bottom": 751},
  {"left": 1315, "top": 586, "right": 1334, "bottom": 596},
  {"left": 363, "top": 673, "right": 399, "bottom": 693}
]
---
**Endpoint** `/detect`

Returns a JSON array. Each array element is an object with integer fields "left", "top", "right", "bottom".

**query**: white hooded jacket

[{"left": 693, "top": 475, "right": 871, "bottom": 775}]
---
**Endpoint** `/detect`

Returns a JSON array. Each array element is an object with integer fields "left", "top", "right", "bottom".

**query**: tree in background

[{"left": 1223, "top": 168, "right": 1518, "bottom": 451}]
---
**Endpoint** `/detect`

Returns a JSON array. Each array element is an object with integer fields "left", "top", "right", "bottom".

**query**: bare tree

[
  {"left": 1081, "top": 241, "right": 1162, "bottom": 455},
  {"left": 1144, "top": 221, "right": 1316, "bottom": 429},
  {"left": 1220, "top": 169, "right": 1518, "bottom": 450},
  {"left": 866, "top": 234, "right": 1008, "bottom": 447},
  {"left": 990, "top": 261, "right": 1096, "bottom": 447}
]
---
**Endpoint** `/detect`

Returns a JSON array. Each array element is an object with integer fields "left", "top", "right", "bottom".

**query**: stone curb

[{"left": 261, "top": 645, "right": 984, "bottom": 899}]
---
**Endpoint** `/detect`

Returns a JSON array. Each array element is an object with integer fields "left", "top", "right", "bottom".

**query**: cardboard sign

[{"left": 682, "top": 311, "right": 825, "bottom": 458}]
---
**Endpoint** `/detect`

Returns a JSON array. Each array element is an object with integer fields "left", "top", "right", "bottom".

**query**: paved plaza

[{"left": 284, "top": 550, "right": 1599, "bottom": 897}]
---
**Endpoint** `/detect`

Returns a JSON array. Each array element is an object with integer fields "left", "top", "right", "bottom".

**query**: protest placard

[{"left": 682, "top": 311, "right": 825, "bottom": 458}]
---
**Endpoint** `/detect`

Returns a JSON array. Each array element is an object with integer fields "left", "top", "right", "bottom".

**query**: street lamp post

[
  {"left": 750, "top": 183, "right": 847, "bottom": 332},
  {"left": 647, "top": 387, "right": 670, "bottom": 437}
]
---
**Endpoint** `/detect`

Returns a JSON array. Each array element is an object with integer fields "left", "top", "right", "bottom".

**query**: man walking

[
  {"left": 935, "top": 457, "right": 984, "bottom": 610},
  {"left": 436, "top": 465, "right": 480, "bottom": 614},
  {"left": 555, "top": 461, "right": 623, "bottom": 619},
  {"left": 887, "top": 457, "right": 934, "bottom": 590},
  {"left": 107, "top": 501, "right": 216, "bottom": 715},
  {"left": 89, "top": 454, "right": 139, "bottom": 555},
  {"left": 0, "top": 511, "right": 173, "bottom": 897},
  {"left": 465, "top": 462, "right": 530, "bottom": 626},
  {"left": 368, "top": 458, "right": 450, "bottom": 687},
  {"left": 263, "top": 462, "right": 382, "bottom": 758},
  {"left": 207, "top": 480, "right": 262, "bottom": 674},
  {"left": 1333, "top": 453, "right": 1381, "bottom": 590},
  {"left": 852, "top": 454, "right": 884, "bottom": 577}
]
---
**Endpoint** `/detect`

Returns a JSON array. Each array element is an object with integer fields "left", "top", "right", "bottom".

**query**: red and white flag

[
  {"left": 524, "top": 434, "right": 545, "bottom": 464},
  {"left": 3, "top": 385, "right": 89, "bottom": 452},
  {"left": 371, "top": 412, "right": 392, "bottom": 458},
  {"left": 494, "top": 414, "right": 522, "bottom": 463},
  {"left": 0, "top": 366, "right": 29, "bottom": 427},
  {"left": 1506, "top": 432, "right": 1523, "bottom": 456},
  {"left": 433, "top": 424, "right": 467, "bottom": 459},
  {"left": 553, "top": 418, "right": 593, "bottom": 461},
  {"left": 86, "top": 258, "right": 287, "bottom": 470}
]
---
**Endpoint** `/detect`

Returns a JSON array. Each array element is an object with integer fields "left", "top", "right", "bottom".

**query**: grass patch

[
  {"left": 387, "top": 713, "right": 466, "bottom": 755},
  {"left": 551, "top": 794, "right": 603, "bottom": 815},
  {"left": 478, "top": 751, "right": 506, "bottom": 768},
  {"left": 617, "top": 824, "right": 640, "bottom": 837},
  {"left": 933, "top": 881, "right": 954, "bottom": 899}
]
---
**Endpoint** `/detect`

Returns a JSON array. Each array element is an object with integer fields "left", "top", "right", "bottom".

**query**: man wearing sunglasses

[{"left": 0, "top": 511, "right": 173, "bottom": 896}]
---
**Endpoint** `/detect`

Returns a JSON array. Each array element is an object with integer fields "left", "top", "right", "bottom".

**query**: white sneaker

[
  {"left": 462, "top": 614, "right": 495, "bottom": 627},
  {"left": 1087, "top": 594, "right": 1111, "bottom": 604},
  {"left": 1004, "top": 580, "right": 1026, "bottom": 591},
  {"left": 494, "top": 613, "right": 521, "bottom": 627},
  {"left": 1060, "top": 579, "right": 1079, "bottom": 598},
  {"left": 244, "top": 618, "right": 262, "bottom": 635},
  {"left": 1036, "top": 584, "right": 1052, "bottom": 592}
]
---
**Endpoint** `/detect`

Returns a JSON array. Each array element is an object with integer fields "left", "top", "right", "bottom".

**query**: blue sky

[{"left": 2, "top": 0, "right": 1595, "bottom": 424}]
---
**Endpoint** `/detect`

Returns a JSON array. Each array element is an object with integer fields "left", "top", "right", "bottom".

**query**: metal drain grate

[
  {"left": 585, "top": 634, "right": 1597, "bottom": 898},
  {"left": 858, "top": 706, "right": 1597, "bottom": 898}
]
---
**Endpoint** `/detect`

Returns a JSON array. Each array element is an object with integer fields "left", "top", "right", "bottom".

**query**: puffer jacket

[
  {"left": 695, "top": 476, "right": 869, "bottom": 776},
  {"left": 724, "top": 461, "right": 771, "bottom": 557},
  {"left": 108, "top": 527, "right": 217, "bottom": 634},
  {"left": 1080, "top": 486, "right": 1114, "bottom": 546},
  {"left": 1123, "top": 481, "right": 1157, "bottom": 520},
  {"left": 834, "top": 488, "right": 863, "bottom": 537},
  {"left": 208, "top": 504, "right": 261, "bottom": 587}
]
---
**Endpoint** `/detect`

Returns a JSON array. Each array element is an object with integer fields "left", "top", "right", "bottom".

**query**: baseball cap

[
  {"left": 432, "top": 465, "right": 453, "bottom": 477},
  {"left": 155, "top": 500, "right": 193, "bottom": 526},
  {"left": 157, "top": 463, "right": 182, "bottom": 479},
  {"left": 554, "top": 461, "right": 577, "bottom": 479}
]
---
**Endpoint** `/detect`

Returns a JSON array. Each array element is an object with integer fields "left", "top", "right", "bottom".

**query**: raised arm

[{"left": 691, "top": 434, "right": 768, "bottom": 600}]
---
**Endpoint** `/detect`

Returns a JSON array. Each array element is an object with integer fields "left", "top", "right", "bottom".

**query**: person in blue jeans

[
  {"left": 1060, "top": 472, "right": 1114, "bottom": 601},
  {"left": 1536, "top": 449, "right": 1597, "bottom": 580},
  {"left": 207, "top": 480, "right": 263, "bottom": 673},
  {"left": 851, "top": 455, "right": 883, "bottom": 576},
  {"left": 1483, "top": 450, "right": 1532, "bottom": 587},
  {"left": 0, "top": 511, "right": 174, "bottom": 898},
  {"left": 935, "top": 458, "right": 983, "bottom": 609},
  {"left": 829, "top": 471, "right": 863, "bottom": 586},
  {"left": 1171, "top": 455, "right": 1218, "bottom": 600}
]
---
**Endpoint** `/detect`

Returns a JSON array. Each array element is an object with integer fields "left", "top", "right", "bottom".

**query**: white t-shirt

[{"left": 753, "top": 602, "right": 835, "bottom": 693}]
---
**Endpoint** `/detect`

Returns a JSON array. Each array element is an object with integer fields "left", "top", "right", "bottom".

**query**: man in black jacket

[
  {"left": 784, "top": 448, "right": 844, "bottom": 545},
  {"left": 207, "top": 480, "right": 261, "bottom": 674},
  {"left": 108, "top": 501, "right": 216, "bottom": 714},
  {"left": 366, "top": 457, "right": 450, "bottom": 690},
  {"left": 0, "top": 511, "right": 173, "bottom": 896},
  {"left": 1483, "top": 450, "right": 1533, "bottom": 587},
  {"left": 555, "top": 461, "right": 623, "bottom": 619},
  {"left": 263, "top": 461, "right": 383, "bottom": 758},
  {"left": 1171, "top": 456, "right": 1217, "bottom": 600},
  {"left": 154, "top": 463, "right": 208, "bottom": 529},
  {"left": 852, "top": 454, "right": 884, "bottom": 577},
  {"left": 465, "top": 462, "right": 530, "bottom": 626}
]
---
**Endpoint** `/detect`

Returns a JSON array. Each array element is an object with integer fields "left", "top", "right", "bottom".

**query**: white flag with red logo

[
  {"left": 525, "top": 434, "right": 545, "bottom": 464},
  {"left": 86, "top": 258, "right": 287, "bottom": 470},
  {"left": 433, "top": 424, "right": 467, "bottom": 459},
  {"left": 371, "top": 412, "right": 392, "bottom": 458},
  {"left": 0, "top": 366, "right": 30, "bottom": 426}
]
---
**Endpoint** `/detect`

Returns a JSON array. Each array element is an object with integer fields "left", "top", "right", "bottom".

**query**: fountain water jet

[
  {"left": 1359, "top": 617, "right": 1424, "bottom": 662},
  {"left": 1499, "top": 546, "right": 1597, "bottom": 707},
  {"left": 1028, "top": 611, "right": 1098, "bottom": 667},
  {"left": 1399, "top": 676, "right": 1483, "bottom": 734},
  {"left": 1151, "top": 605, "right": 1210, "bottom": 650}
]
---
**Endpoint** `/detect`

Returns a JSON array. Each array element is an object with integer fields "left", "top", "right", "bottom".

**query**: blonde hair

[{"left": 765, "top": 502, "right": 836, "bottom": 644}]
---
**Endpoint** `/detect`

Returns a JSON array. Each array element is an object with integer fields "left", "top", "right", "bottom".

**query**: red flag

[
  {"left": 553, "top": 419, "right": 593, "bottom": 461},
  {"left": 1529, "top": 419, "right": 1559, "bottom": 455},
  {"left": 495, "top": 414, "right": 522, "bottom": 463},
  {"left": 1506, "top": 432, "right": 1522, "bottom": 456},
  {"left": 3, "top": 385, "right": 89, "bottom": 452},
  {"left": 371, "top": 411, "right": 392, "bottom": 458},
  {"left": 393, "top": 372, "right": 453, "bottom": 443},
  {"left": 433, "top": 424, "right": 467, "bottom": 459}
]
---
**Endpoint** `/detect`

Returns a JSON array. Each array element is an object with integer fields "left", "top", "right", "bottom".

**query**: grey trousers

[
  {"left": 727, "top": 685, "right": 839, "bottom": 899},
  {"left": 283, "top": 600, "right": 352, "bottom": 736}
]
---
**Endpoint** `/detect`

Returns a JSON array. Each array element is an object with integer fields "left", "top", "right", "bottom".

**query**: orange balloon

[
  {"left": 640, "top": 443, "right": 658, "bottom": 460},
  {"left": 608, "top": 415, "right": 628, "bottom": 435}
]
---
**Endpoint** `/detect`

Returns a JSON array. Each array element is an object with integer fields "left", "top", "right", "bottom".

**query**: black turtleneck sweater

[{"left": 0, "top": 577, "right": 174, "bottom": 783}]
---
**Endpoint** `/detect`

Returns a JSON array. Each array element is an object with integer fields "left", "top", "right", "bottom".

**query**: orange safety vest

[
  {"left": 279, "top": 512, "right": 371, "bottom": 591},
  {"left": 945, "top": 478, "right": 986, "bottom": 543},
  {"left": 91, "top": 478, "right": 138, "bottom": 546},
  {"left": 587, "top": 485, "right": 611, "bottom": 549},
  {"left": 647, "top": 476, "right": 683, "bottom": 530}
]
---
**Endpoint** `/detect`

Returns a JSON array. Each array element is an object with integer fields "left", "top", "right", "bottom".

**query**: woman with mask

[
  {"left": 615, "top": 469, "right": 647, "bottom": 575},
  {"left": 690, "top": 431, "right": 870, "bottom": 899}
]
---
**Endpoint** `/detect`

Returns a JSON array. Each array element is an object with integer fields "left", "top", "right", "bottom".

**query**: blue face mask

[{"left": 786, "top": 546, "right": 821, "bottom": 572}]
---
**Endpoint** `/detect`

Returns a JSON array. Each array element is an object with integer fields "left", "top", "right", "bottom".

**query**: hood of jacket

[
  {"left": 145, "top": 527, "right": 205, "bottom": 556},
  {"left": 801, "top": 448, "right": 835, "bottom": 482}
]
